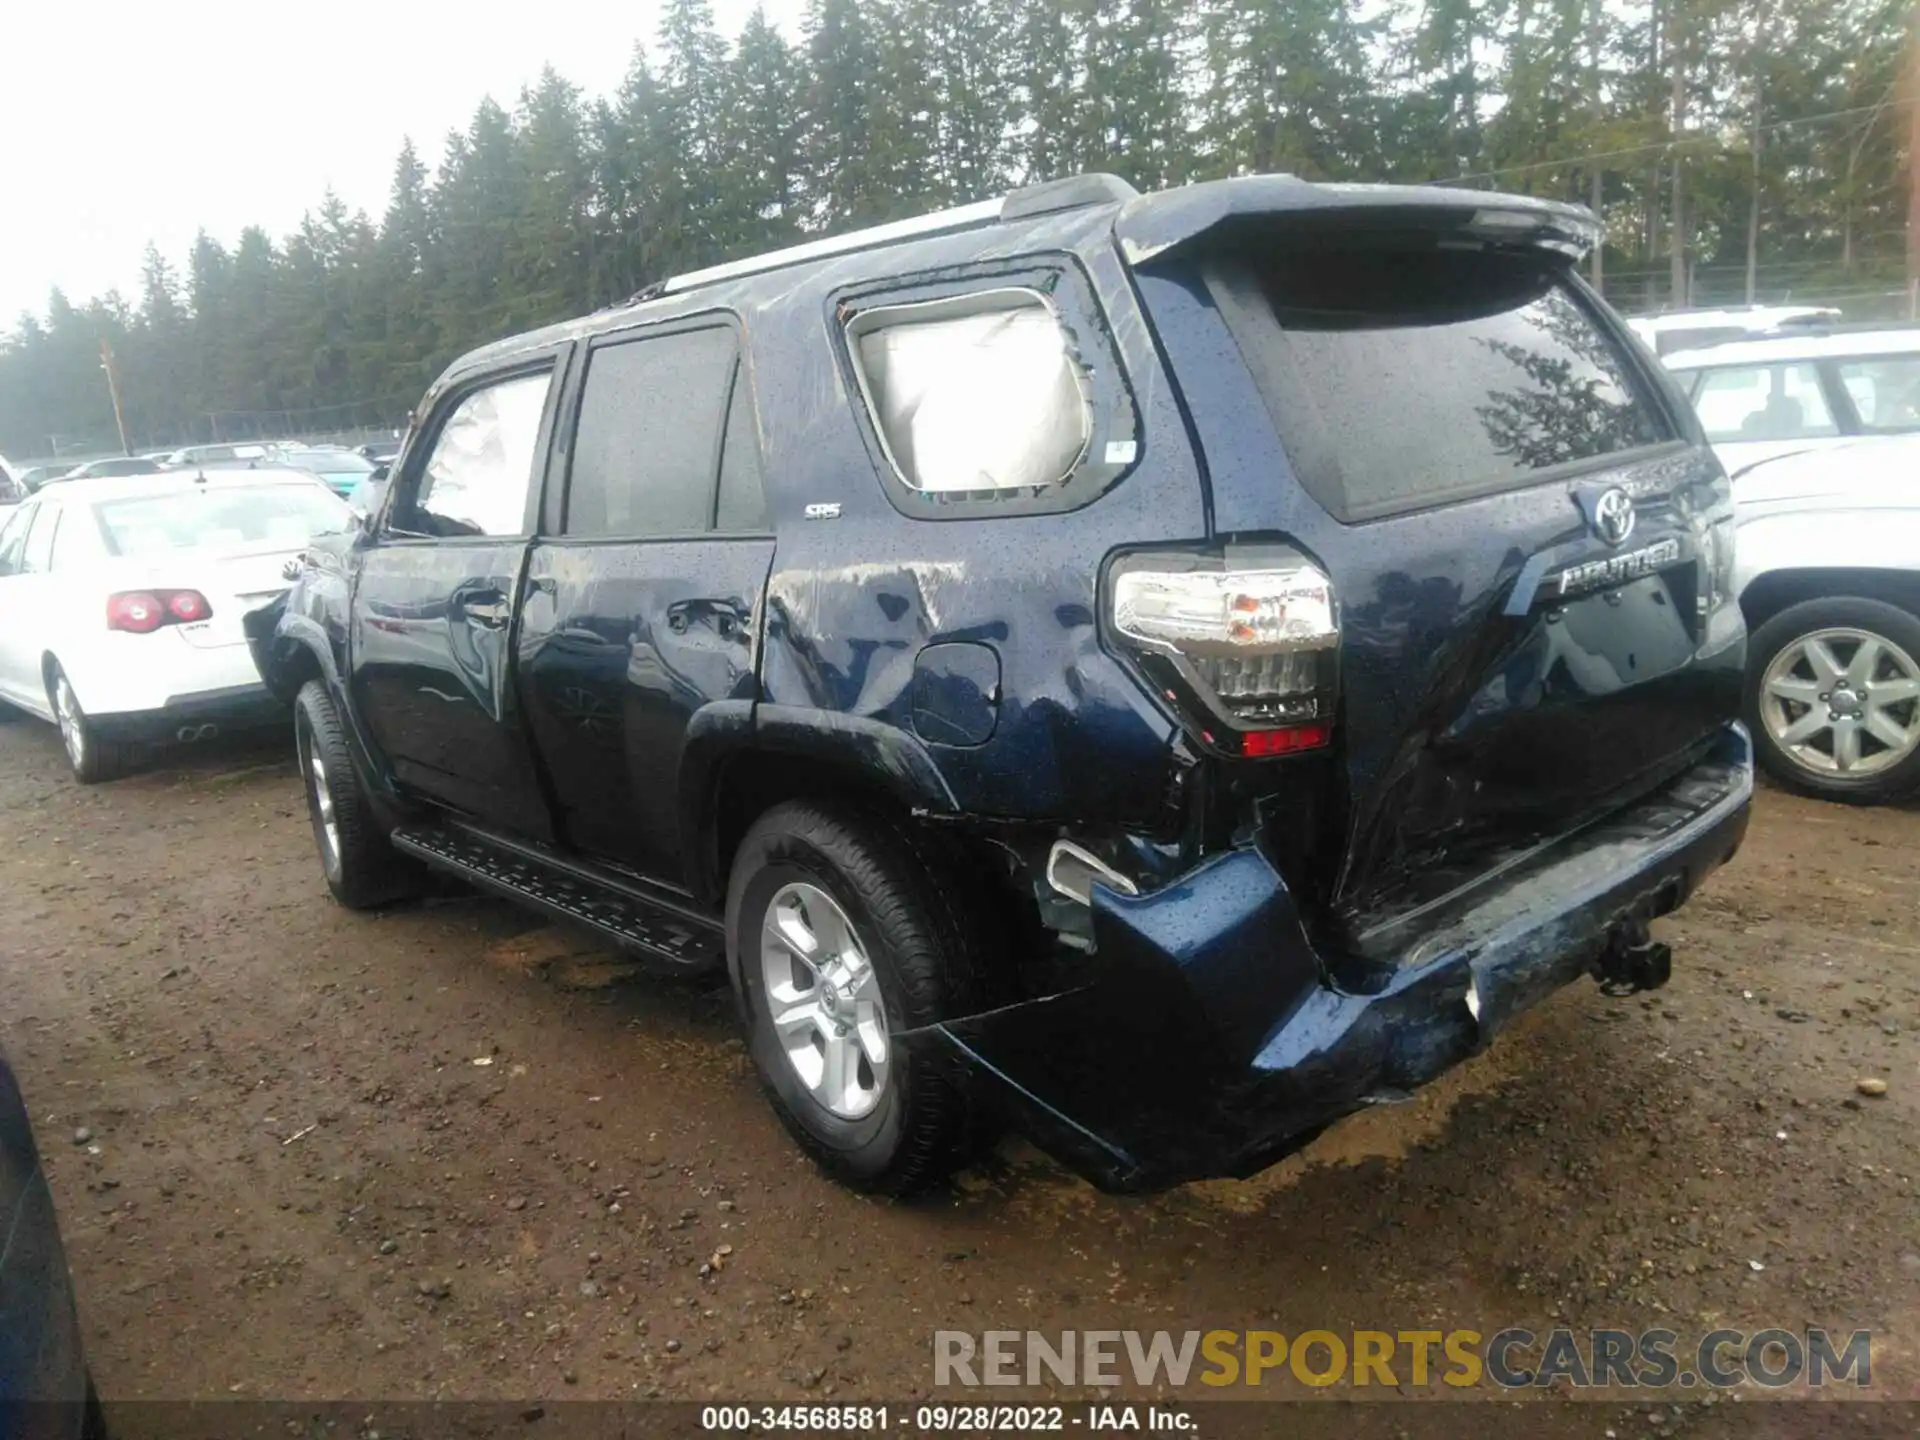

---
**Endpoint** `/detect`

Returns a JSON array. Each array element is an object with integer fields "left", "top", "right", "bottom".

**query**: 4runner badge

[
  {"left": 1554, "top": 538, "right": 1681, "bottom": 598},
  {"left": 1590, "top": 487, "right": 1636, "bottom": 546}
]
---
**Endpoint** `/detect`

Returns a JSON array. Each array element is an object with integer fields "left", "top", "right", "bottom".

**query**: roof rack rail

[{"left": 655, "top": 172, "right": 1140, "bottom": 299}]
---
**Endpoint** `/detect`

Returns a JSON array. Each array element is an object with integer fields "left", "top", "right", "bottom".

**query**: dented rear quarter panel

[{"left": 730, "top": 213, "right": 1206, "bottom": 830}]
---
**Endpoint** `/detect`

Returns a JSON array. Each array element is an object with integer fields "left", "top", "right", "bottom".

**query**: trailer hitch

[{"left": 1593, "top": 918, "right": 1672, "bottom": 996}]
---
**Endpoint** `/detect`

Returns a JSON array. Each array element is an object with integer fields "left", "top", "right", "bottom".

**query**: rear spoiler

[{"left": 1114, "top": 175, "right": 1604, "bottom": 266}]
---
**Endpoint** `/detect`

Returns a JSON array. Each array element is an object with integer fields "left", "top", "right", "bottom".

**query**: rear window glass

[
  {"left": 94, "top": 484, "right": 353, "bottom": 557},
  {"left": 1218, "top": 246, "right": 1670, "bottom": 522}
]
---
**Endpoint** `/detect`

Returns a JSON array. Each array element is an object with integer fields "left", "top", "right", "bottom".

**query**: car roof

[
  {"left": 34, "top": 469, "right": 337, "bottom": 504},
  {"left": 1665, "top": 328, "right": 1920, "bottom": 369}
]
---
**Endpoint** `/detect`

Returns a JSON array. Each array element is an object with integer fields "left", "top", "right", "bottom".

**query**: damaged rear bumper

[{"left": 927, "top": 723, "right": 1753, "bottom": 1193}]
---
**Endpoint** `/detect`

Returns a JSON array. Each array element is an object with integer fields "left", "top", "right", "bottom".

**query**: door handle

[{"left": 459, "top": 594, "right": 512, "bottom": 628}]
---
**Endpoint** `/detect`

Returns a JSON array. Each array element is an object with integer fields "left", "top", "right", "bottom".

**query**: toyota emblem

[{"left": 1592, "top": 487, "right": 1636, "bottom": 546}]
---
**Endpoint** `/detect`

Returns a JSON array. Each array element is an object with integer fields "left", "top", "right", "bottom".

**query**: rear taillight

[
  {"left": 107, "top": 589, "right": 214, "bottom": 633},
  {"left": 1110, "top": 547, "right": 1338, "bottom": 757}
]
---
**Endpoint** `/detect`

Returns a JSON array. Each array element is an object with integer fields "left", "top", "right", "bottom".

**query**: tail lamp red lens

[
  {"left": 1239, "top": 723, "right": 1333, "bottom": 758},
  {"left": 107, "top": 590, "right": 213, "bottom": 633}
]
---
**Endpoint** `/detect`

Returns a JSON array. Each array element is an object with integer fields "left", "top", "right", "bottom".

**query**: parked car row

[{"left": 2, "top": 441, "right": 396, "bottom": 501}]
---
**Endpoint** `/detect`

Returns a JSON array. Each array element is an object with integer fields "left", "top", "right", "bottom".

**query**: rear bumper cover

[
  {"left": 89, "top": 683, "right": 287, "bottom": 743},
  {"left": 926, "top": 722, "right": 1753, "bottom": 1192}
]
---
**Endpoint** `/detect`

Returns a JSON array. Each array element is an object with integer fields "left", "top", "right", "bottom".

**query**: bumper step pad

[{"left": 391, "top": 825, "right": 723, "bottom": 971}]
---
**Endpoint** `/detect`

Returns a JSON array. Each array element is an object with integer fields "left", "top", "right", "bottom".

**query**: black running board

[{"left": 391, "top": 825, "right": 724, "bottom": 972}]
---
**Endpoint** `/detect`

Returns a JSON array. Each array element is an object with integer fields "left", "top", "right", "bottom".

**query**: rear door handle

[{"left": 459, "top": 593, "right": 513, "bottom": 628}]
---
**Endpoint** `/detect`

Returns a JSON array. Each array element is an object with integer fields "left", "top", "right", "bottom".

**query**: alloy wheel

[
  {"left": 1759, "top": 626, "right": 1920, "bottom": 779},
  {"left": 301, "top": 728, "right": 341, "bottom": 868},
  {"left": 54, "top": 676, "right": 85, "bottom": 769},
  {"left": 758, "top": 881, "right": 890, "bottom": 1120}
]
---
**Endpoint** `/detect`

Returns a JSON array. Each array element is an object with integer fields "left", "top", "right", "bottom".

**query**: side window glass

[
  {"left": 1692, "top": 363, "right": 1837, "bottom": 443},
  {"left": 21, "top": 506, "right": 59, "bottom": 573},
  {"left": 1835, "top": 357, "right": 1920, "bottom": 432},
  {"left": 0, "top": 505, "right": 33, "bottom": 576},
  {"left": 400, "top": 370, "right": 553, "bottom": 538},
  {"left": 715, "top": 366, "right": 769, "bottom": 532},
  {"left": 846, "top": 289, "right": 1091, "bottom": 496},
  {"left": 565, "top": 327, "right": 737, "bottom": 538}
]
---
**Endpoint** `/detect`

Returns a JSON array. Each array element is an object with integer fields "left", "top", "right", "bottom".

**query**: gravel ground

[{"left": 1, "top": 714, "right": 1915, "bottom": 1438}]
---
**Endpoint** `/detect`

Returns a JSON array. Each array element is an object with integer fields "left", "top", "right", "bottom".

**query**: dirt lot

[{"left": 2, "top": 714, "right": 1916, "bottom": 1436}]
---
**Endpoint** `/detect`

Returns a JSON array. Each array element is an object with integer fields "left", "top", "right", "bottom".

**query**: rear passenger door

[
  {"left": 350, "top": 357, "right": 565, "bottom": 835},
  {"left": 518, "top": 320, "right": 773, "bottom": 882}
]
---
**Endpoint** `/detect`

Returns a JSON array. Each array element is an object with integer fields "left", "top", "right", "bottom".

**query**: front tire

[
  {"left": 295, "top": 679, "right": 418, "bottom": 908},
  {"left": 726, "top": 801, "right": 996, "bottom": 1195},
  {"left": 48, "top": 663, "right": 133, "bottom": 784},
  {"left": 1745, "top": 596, "right": 1920, "bottom": 804}
]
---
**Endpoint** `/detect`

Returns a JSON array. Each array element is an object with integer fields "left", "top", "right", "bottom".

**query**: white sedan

[{"left": 0, "top": 470, "right": 355, "bottom": 781}]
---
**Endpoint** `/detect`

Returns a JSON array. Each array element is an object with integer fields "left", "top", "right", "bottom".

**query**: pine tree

[
  {"left": 800, "top": 0, "right": 895, "bottom": 227},
  {"left": 720, "top": 9, "right": 804, "bottom": 254}
]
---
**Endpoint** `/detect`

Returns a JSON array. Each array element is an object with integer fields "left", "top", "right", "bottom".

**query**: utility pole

[
  {"left": 1908, "top": 4, "right": 1920, "bottom": 296},
  {"left": 1746, "top": 81, "right": 1763, "bottom": 306},
  {"left": 1590, "top": 167, "right": 1605, "bottom": 291},
  {"left": 1668, "top": 0, "right": 1687, "bottom": 309},
  {"left": 98, "top": 340, "right": 131, "bottom": 457},
  {"left": 1670, "top": 65, "right": 1687, "bottom": 308}
]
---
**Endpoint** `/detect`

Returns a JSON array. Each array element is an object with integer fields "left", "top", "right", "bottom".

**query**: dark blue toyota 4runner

[{"left": 250, "top": 172, "right": 1753, "bottom": 1195}]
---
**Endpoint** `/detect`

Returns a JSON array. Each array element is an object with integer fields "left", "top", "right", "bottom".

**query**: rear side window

[
  {"left": 1834, "top": 356, "right": 1920, "bottom": 432},
  {"left": 1213, "top": 245, "right": 1671, "bottom": 522},
  {"left": 846, "top": 290, "right": 1091, "bottom": 495},
  {"left": 1689, "top": 363, "right": 1837, "bottom": 443},
  {"left": 565, "top": 327, "right": 738, "bottom": 538}
]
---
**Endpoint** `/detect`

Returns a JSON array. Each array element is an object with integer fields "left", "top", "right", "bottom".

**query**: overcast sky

[{"left": 1, "top": 0, "right": 806, "bottom": 326}]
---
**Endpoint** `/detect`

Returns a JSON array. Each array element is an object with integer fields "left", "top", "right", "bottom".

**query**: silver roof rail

[{"left": 654, "top": 173, "right": 1139, "bottom": 300}]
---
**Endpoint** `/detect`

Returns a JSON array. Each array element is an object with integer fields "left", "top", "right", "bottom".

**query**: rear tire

[
  {"left": 48, "top": 663, "right": 134, "bottom": 784},
  {"left": 725, "top": 801, "right": 997, "bottom": 1196},
  {"left": 295, "top": 679, "right": 418, "bottom": 908},
  {"left": 1745, "top": 596, "right": 1920, "bottom": 805}
]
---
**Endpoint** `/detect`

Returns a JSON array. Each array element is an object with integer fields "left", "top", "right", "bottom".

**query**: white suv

[
  {"left": 1733, "top": 434, "right": 1920, "bottom": 803},
  {"left": 1667, "top": 328, "right": 1920, "bottom": 476}
]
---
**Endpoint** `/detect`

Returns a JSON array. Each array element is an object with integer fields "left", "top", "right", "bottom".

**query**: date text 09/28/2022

[{"left": 700, "top": 1406, "right": 1193, "bottom": 1432}]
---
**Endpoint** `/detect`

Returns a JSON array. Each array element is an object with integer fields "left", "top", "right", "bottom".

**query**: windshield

[
  {"left": 92, "top": 483, "right": 353, "bottom": 557},
  {"left": 1219, "top": 243, "right": 1670, "bottom": 521}
]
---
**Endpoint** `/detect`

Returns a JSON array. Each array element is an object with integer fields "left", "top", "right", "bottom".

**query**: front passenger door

[{"left": 350, "top": 358, "right": 564, "bottom": 835}]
